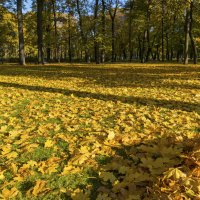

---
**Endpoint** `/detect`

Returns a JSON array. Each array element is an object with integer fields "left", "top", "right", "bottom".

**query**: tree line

[{"left": 0, "top": 0, "right": 199, "bottom": 65}]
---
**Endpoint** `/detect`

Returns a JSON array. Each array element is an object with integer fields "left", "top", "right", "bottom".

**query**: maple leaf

[
  {"left": 107, "top": 130, "right": 115, "bottom": 140},
  {"left": 0, "top": 170, "right": 6, "bottom": 180},
  {"left": 99, "top": 172, "right": 117, "bottom": 183},
  {"left": 0, "top": 187, "right": 18, "bottom": 199},
  {"left": 163, "top": 168, "right": 187, "bottom": 180},
  {"left": 71, "top": 188, "right": 90, "bottom": 200},
  {"left": 44, "top": 139, "right": 54, "bottom": 148},
  {"left": 32, "top": 180, "right": 47, "bottom": 196}
]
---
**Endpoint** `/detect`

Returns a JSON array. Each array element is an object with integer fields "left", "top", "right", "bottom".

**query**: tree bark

[
  {"left": 76, "top": 0, "right": 89, "bottom": 62},
  {"left": 111, "top": 18, "right": 115, "bottom": 62},
  {"left": 128, "top": 0, "right": 134, "bottom": 61},
  {"left": 37, "top": 0, "right": 44, "bottom": 64},
  {"left": 101, "top": 0, "right": 106, "bottom": 63},
  {"left": 68, "top": 12, "right": 72, "bottom": 62},
  {"left": 166, "top": 33, "right": 169, "bottom": 61},
  {"left": 46, "top": 1, "right": 51, "bottom": 62},
  {"left": 17, "top": 0, "right": 26, "bottom": 65},
  {"left": 189, "top": 0, "right": 197, "bottom": 64},
  {"left": 94, "top": 0, "right": 100, "bottom": 64},
  {"left": 52, "top": 0, "right": 59, "bottom": 62},
  {"left": 161, "top": 0, "right": 165, "bottom": 62},
  {"left": 108, "top": 0, "right": 119, "bottom": 62},
  {"left": 146, "top": 0, "right": 151, "bottom": 62},
  {"left": 184, "top": 8, "right": 190, "bottom": 65}
]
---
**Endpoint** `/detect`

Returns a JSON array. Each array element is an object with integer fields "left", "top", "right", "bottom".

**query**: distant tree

[
  {"left": 17, "top": 0, "right": 26, "bottom": 65},
  {"left": 37, "top": 0, "right": 44, "bottom": 64},
  {"left": 107, "top": 0, "right": 119, "bottom": 62},
  {"left": 94, "top": 0, "right": 100, "bottom": 64},
  {"left": 76, "top": 0, "right": 90, "bottom": 62}
]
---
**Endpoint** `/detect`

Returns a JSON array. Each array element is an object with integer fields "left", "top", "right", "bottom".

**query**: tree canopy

[{"left": 0, "top": 0, "right": 200, "bottom": 64}]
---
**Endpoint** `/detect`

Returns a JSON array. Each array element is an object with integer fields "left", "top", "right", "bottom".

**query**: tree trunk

[
  {"left": 166, "top": 33, "right": 169, "bottom": 61},
  {"left": 46, "top": 1, "right": 51, "bottom": 63},
  {"left": 128, "top": 0, "right": 134, "bottom": 61},
  {"left": 37, "top": 0, "right": 44, "bottom": 64},
  {"left": 161, "top": 0, "right": 165, "bottom": 62},
  {"left": 17, "top": 0, "right": 26, "bottom": 65},
  {"left": 94, "top": 0, "right": 100, "bottom": 64},
  {"left": 184, "top": 8, "right": 190, "bottom": 65},
  {"left": 111, "top": 18, "right": 115, "bottom": 62},
  {"left": 138, "top": 35, "right": 142, "bottom": 62},
  {"left": 146, "top": 0, "right": 151, "bottom": 62},
  {"left": 189, "top": 0, "right": 197, "bottom": 64},
  {"left": 141, "top": 30, "right": 147, "bottom": 63},
  {"left": 101, "top": 0, "right": 106, "bottom": 63},
  {"left": 68, "top": 13, "right": 72, "bottom": 62},
  {"left": 108, "top": 0, "right": 119, "bottom": 62},
  {"left": 76, "top": 0, "right": 89, "bottom": 62},
  {"left": 52, "top": 0, "right": 59, "bottom": 62}
]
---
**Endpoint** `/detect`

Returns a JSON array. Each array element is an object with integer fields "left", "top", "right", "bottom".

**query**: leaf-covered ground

[{"left": 0, "top": 63, "right": 200, "bottom": 200}]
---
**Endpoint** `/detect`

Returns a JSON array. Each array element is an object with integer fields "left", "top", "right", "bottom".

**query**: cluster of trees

[{"left": 0, "top": 0, "right": 200, "bottom": 65}]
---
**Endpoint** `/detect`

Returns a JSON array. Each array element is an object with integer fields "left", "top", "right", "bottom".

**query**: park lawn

[{"left": 0, "top": 63, "right": 200, "bottom": 199}]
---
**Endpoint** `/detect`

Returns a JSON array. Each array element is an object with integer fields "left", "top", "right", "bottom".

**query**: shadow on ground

[
  {"left": 95, "top": 134, "right": 200, "bottom": 199},
  {"left": 0, "top": 81, "right": 199, "bottom": 114},
  {"left": 0, "top": 64, "right": 200, "bottom": 89}
]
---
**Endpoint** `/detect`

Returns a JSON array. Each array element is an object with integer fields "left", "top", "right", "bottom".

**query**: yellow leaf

[
  {"left": 164, "top": 168, "right": 187, "bottom": 180},
  {"left": 62, "top": 166, "right": 73, "bottom": 175},
  {"left": 9, "top": 130, "right": 21, "bottom": 139},
  {"left": 27, "top": 160, "right": 38, "bottom": 167},
  {"left": 71, "top": 188, "right": 90, "bottom": 200},
  {"left": 107, "top": 131, "right": 115, "bottom": 140},
  {"left": 0, "top": 170, "right": 6, "bottom": 180},
  {"left": 1, "top": 187, "right": 18, "bottom": 199},
  {"left": 25, "top": 143, "right": 39, "bottom": 152},
  {"left": 62, "top": 166, "right": 81, "bottom": 175},
  {"left": 80, "top": 146, "right": 89, "bottom": 154},
  {"left": 1, "top": 145, "right": 12, "bottom": 155},
  {"left": 48, "top": 165, "right": 58, "bottom": 174},
  {"left": 6, "top": 151, "right": 18, "bottom": 159},
  {"left": 0, "top": 125, "right": 7, "bottom": 133},
  {"left": 11, "top": 163, "right": 18, "bottom": 173},
  {"left": 13, "top": 174, "right": 24, "bottom": 182},
  {"left": 44, "top": 139, "right": 54, "bottom": 148},
  {"left": 32, "top": 180, "right": 46, "bottom": 196}
]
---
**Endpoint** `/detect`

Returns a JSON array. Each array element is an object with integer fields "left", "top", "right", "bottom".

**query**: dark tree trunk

[
  {"left": 138, "top": 35, "right": 142, "bottom": 62},
  {"left": 156, "top": 45, "right": 160, "bottom": 61},
  {"left": 46, "top": 1, "right": 51, "bottom": 62},
  {"left": 161, "top": 0, "right": 165, "bottom": 62},
  {"left": 128, "top": 0, "right": 134, "bottom": 61},
  {"left": 170, "top": 48, "right": 173, "bottom": 61},
  {"left": 146, "top": 0, "right": 151, "bottom": 62},
  {"left": 108, "top": 0, "right": 119, "bottom": 62},
  {"left": 166, "top": 33, "right": 169, "bottom": 61},
  {"left": 17, "top": 0, "right": 26, "bottom": 65},
  {"left": 67, "top": 1, "right": 73, "bottom": 62},
  {"left": 68, "top": 14, "right": 72, "bottom": 63},
  {"left": 184, "top": 8, "right": 190, "bottom": 65},
  {"left": 101, "top": 0, "right": 106, "bottom": 63},
  {"left": 94, "top": 0, "right": 100, "bottom": 64},
  {"left": 37, "top": 0, "right": 44, "bottom": 64},
  {"left": 189, "top": 0, "right": 197, "bottom": 64},
  {"left": 111, "top": 18, "right": 115, "bottom": 62},
  {"left": 52, "top": 0, "right": 59, "bottom": 62},
  {"left": 141, "top": 30, "right": 147, "bottom": 63},
  {"left": 76, "top": 0, "right": 89, "bottom": 62}
]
